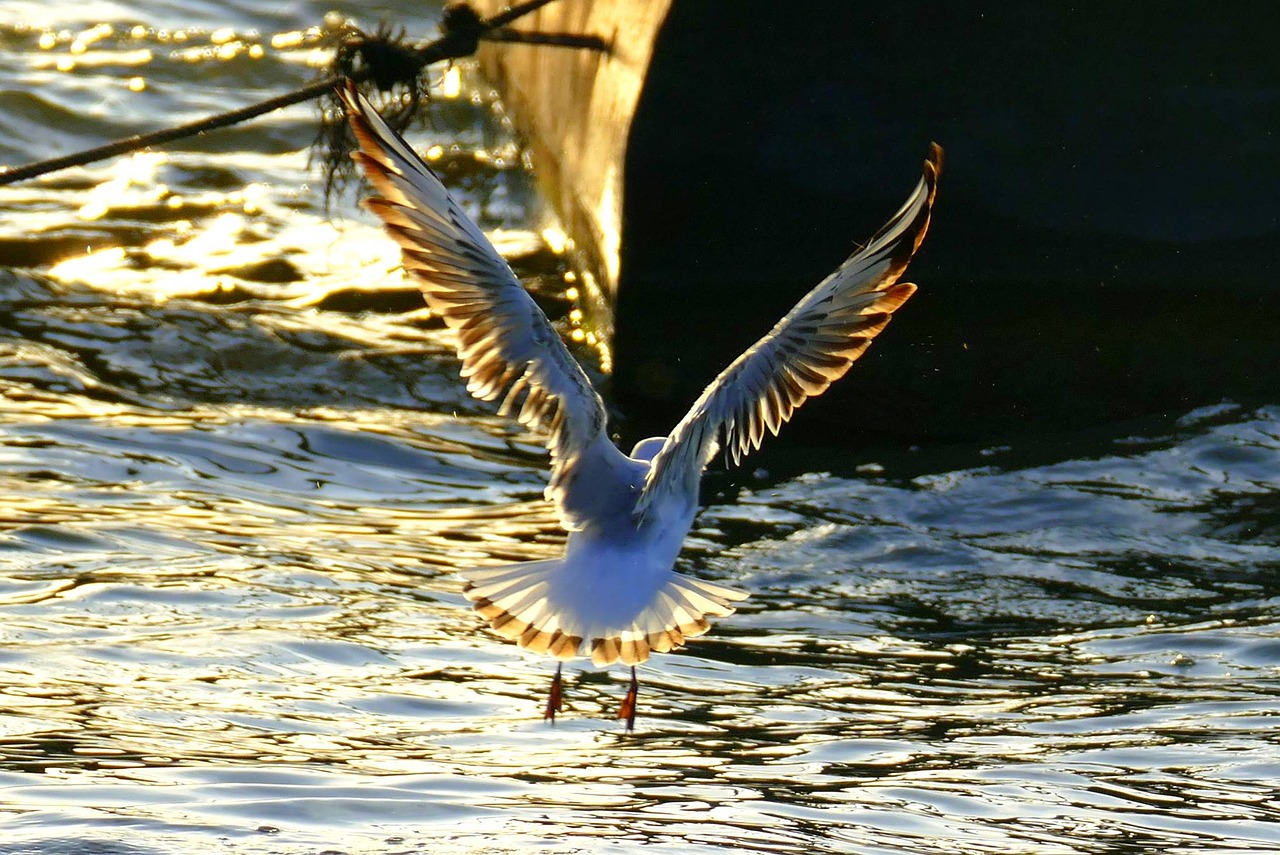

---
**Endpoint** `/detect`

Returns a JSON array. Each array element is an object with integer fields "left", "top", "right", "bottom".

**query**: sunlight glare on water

[{"left": 1, "top": 2, "right": 1279, "bottom": 854}]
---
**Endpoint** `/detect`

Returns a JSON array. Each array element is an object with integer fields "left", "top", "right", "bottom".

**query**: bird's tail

[{"left": 459, "top": 559, "right": 748, "bottom": 666}]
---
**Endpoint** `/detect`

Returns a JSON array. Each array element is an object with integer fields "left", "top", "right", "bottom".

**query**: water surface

[{"left": 1, "top": 3, "right": 1279, "bottom": 853}]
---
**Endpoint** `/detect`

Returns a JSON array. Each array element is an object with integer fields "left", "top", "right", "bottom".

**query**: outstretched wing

[
  {"left": 339, "top": 82, "right": 631, "bottom": 529},
  {"left": 634, "top": 144, "right": 942, "bottom": 520}
]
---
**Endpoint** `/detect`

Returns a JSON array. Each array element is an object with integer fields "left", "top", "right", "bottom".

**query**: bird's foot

[
  {"left": 617, "top": 666, "right": 638, "bottom": 731},
  {"left": 543, "top": 663, "right": 564, "bottom": 723}
]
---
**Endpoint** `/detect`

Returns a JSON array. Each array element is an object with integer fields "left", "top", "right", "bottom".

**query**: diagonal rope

[{"left": 0, "top": 0, "right": 604, "bottom": 187}]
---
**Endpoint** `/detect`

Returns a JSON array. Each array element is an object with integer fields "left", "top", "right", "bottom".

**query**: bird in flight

[{"left": 339, "top": 81, "right": 940, "bottom": 729}]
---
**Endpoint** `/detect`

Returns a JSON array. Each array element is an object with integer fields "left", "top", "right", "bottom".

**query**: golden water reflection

[{"left": 2, "top": 7, "right": 1280, "bottom": 853}]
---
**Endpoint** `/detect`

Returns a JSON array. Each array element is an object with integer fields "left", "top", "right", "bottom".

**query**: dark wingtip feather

[{"left": 927, "top": 141, "right": 944, "bottom": 176}]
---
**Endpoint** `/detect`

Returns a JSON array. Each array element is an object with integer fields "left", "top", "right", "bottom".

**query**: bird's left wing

[
  {"left": 339, "top": 82, "right": 629, "bottom": 528},
  {"left": 634, "top": 144, "right": 942, "bottom": 521}
]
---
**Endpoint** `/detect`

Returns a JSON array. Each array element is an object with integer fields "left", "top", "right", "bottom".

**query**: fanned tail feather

[{"left": 460, "top": 561, "right": 748, "bottom": 666}]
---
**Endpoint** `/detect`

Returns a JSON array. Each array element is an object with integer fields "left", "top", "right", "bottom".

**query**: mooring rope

[{"left": 0, "top": 0, "right": 605, "bottom": 187}]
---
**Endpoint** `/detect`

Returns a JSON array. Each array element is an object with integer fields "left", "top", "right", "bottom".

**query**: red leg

[
  {"left": 617, "top": 666, "right": 638, "bottom": 731},
  {"left": 543, "top": 662, "right": 563, "bottom": 723}
]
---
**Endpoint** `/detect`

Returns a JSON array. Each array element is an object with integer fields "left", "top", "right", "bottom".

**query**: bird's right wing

[
  {"left": 634, "top": 144, "right": 942, "bottom": 521},
  {"left": 339, "top": 82, "right": 631, "bottom": 529}
]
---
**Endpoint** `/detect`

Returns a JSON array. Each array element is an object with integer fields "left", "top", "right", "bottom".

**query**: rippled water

[{"left": 2, "top": 3, "right": 1280, "bottom": 854}]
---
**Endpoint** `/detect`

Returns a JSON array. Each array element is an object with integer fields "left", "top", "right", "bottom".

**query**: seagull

[{"left": 338, "top": 81, "right": 940, "bottom": 729}]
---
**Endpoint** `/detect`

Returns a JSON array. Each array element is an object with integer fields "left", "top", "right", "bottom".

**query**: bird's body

[
  {"left": 338, "top": 82, "right": 940, "bottom": 726},
  {"left": 462, "top": 433, "right": 738, "bottom": 668}
]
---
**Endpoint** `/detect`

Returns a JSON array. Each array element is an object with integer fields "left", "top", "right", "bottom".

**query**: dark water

[{"left": 2, "top": 3, "right": 1280, "bottom": 854}]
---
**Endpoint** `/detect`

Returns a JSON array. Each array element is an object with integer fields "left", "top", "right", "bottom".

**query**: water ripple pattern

[{"left": 1, "top": 3, "right": 1279, "bottom": 854}]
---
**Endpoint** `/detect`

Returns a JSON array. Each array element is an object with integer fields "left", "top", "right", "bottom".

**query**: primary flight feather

[{"left": 339, "top": 81, "right": 940, "bottom": 727}]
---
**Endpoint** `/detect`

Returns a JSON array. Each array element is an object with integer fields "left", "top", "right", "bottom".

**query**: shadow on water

[{"left": 1, "top": 4, "right": 1279, "bottom": 855}]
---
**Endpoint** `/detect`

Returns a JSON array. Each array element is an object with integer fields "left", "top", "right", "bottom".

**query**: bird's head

[{"left": 629, "top": 437, "right": 667, "bottom": 462}]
